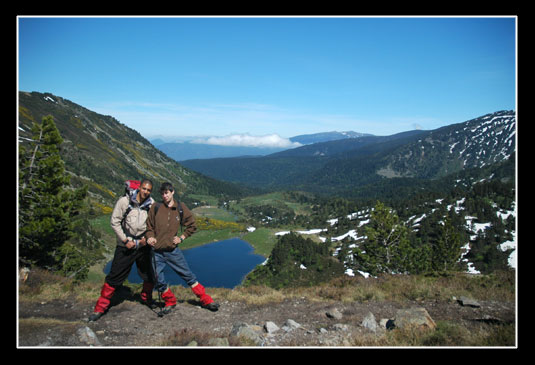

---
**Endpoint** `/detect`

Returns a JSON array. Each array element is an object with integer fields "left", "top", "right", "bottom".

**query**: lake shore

[{"left": 103, "top": 238, "right": 266, "bottom": 288}]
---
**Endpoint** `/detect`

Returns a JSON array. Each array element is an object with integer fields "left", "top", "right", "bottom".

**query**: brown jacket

[{"left": 145, "top": 199, "right": 197, "bottom": 251}]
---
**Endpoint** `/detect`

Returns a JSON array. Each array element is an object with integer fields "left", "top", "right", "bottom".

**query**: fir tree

[
  {"left": 354, "top": 201, "right": 432, "bottom": 275},
  {"left": 356, "top": 202, "right": 411, "bottom": 275},
  {"left": 431, "top": 216, "right": 464, "bottom": 272},
  {"left": 19, "top": 115, "right": 88, "bottom": 270}
]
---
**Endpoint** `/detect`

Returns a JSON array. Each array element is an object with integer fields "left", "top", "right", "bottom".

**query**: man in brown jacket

[{"left": 146, "top": 182, "right": 219, "bottom": 313}]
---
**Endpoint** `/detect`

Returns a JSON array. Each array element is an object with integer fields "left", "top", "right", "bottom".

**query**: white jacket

[{"left": 110, "top": 192, "right": 154, "bottom": 246}]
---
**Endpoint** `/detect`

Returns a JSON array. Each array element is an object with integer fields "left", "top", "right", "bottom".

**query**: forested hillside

[
  {"left": 243, "top": 165, "right": 516, "bottom": 287},
  {"left": 18, "top": 91, "right": 250, "bottom": 210},
  {"left": 181, "top": 111, "right": 515, "bottom": 199}
]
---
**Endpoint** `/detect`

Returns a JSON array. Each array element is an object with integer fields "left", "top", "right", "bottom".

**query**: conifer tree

[
  {"left": 354, "top": 201, "right": 434, "bottom": 275},
  {"left": 355, "top": 201, "right": 411, "bottom": 275},
  {"left": 432, "top": 216, "right": 464, "bottom": 272},
  {"left": 19, "top": 115, "right": 88, "bottom": 270}
]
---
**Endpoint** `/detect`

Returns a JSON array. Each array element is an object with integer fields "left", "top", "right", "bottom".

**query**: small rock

[
  {"left": 282, "top": 319, "right": 301, "bottom": 332},
  {"left": 326, "top": 308, "right": 343, "bottom": 320},
  {"left": 19, "top": 267, "right": 30, "bottom": 283},
  {"left": 186, "top": 340, "right": 198, "bottom": 346},
  {"left": 77, "top": 326, "right": 102, "bottom": 346},
  {"left": 286, "top": 319, "right": 300, "bottom": 328},
  {"left": 264, "top": 321, "right": 280, "bottom": 334},
  {"left": 361, "top": 312, "right": 378, "bottom": 333},
  {"left": 230, "top": 322, "right": 249, "bottom": 336},
  {"left": 458, "top": 296, "right": 481, "bottom": 308},
  {"left": 380, "top": 318, "right": 395, "bottom": 330},
  {"left": 333, "top": 323, "right": 349, "bottom": 331}
]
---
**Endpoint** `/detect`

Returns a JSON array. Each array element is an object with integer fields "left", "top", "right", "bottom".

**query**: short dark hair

[
  {"left": 159, "top": 182, "right": 174, "bottom": 194},
  {"left": 141, "top": 179, "right": 153, "bottom": 188}
]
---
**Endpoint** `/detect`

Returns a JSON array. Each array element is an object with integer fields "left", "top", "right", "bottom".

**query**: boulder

[
  {"left": 458, "top": 296, "right": 481, "bottom": 308},
  {"left": 230, "top": 322, "right": 264, "bottom": 346},
  {"left": 392, "top": 307, "right": 436, "bottom": 330},
  {"left": 326, "top": 308, "right": 343, "bottom": 320}
]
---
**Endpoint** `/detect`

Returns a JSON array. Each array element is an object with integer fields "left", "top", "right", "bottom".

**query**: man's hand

[
  {"left": 125, "top": 240, "right": 136, "bottom": 249},
  {"left": 173, "top": 235, "right": 185, "bottom": 246},
  {"left": 147, "top": 237, "right": 157, "bottom": 247},
  {"left": 138, "top": 237, "right": 147, "bottom": 246}
]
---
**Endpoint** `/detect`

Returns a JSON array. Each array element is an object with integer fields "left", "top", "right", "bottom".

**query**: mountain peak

[{"left": 290, "top": 131, "right": 373, "bottom": 145}]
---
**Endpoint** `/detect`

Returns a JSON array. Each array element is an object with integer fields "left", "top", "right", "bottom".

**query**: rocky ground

[{"left": 18, "top": 285, "right": 515, "bottom": 348}]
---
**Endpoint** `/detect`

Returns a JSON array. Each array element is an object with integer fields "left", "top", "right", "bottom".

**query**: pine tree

[
  {"left": 19, "top": 115, "right": 88, "bottom": 270},
  {"left": 356, "top": 201, "right": 411, "bottom": 275},
  {"left": 432, "top": 216, "right": 464, "bottom": 272},
  {"left": 352, "top": 201, "right": 434, "bottom": 275}
]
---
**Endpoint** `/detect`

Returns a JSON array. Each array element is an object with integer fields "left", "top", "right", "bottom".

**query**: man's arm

[
  {"left": 180, "top": 203, "right": 197, "bottom": 239},
  {"left": 110, "top": 196, "right": 129, "bottom": 243}
]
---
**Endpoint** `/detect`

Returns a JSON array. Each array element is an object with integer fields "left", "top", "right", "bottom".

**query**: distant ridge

[
  {"left": 290, "top": 131, "right": 374, "bottom": 145},
  {"left": 153, "top": 131, "right": 373, "bottom": 161},
  {"left": 180, "top": 111, "right": 515, "bottom": 197}
]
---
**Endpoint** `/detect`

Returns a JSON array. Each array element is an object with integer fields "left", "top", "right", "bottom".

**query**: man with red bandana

[{"left": 88, "top": 179, "right": 156, "bottom": 322}]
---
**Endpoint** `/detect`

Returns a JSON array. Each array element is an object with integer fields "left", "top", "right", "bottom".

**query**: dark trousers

[{"left": 105, "top": 245, "right": 154, "bottom": 287}]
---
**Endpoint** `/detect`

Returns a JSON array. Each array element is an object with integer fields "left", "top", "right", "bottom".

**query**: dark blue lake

[{"left": 103, "top": 238, "right": 266, "bottom": 288}]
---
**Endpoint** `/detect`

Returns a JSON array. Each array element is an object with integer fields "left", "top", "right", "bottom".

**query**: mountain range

[
  {"left": 152, "top": 131, "right": 373, "bottom": 161},
  {"left": 18, "top": 91, "right": 516, "bottom": 205},
  {"left": 180, "top": 110, "right": 516, "bottom": 198}
]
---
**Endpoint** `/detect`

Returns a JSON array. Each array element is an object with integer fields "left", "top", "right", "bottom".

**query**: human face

[
  {"left": 138, "top": 183, "right": 152, "bottom": 202},
  {"left": 161, "top": 189, "right": 174, "bottom": 206}
]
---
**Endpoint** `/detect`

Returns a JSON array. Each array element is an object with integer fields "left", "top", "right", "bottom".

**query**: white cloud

[
  {"left": 88, "top": 99, "right": 445, "bottom": 138},
  {"left": 192, "top": 133, "right": 302, "bottom": 148}
]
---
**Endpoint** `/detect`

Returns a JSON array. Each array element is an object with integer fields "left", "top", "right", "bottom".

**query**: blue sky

[{"left": 18, "top": 16, "right": 516, "bottom": 146}]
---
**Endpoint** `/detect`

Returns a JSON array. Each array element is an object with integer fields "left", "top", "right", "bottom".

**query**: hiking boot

[
  {"left": 88, "top": 312, "right": 104, "bottom": 322},
  {"left": 202, "top": 302, "right": 220, "bottom": 312},
  {"left": 161, "top": 287, "right": 177, "bottom": 307},
  {"left": 191, "top": 282, "right": 218, "bottom": 311},
  {"left": 158, "top": 287, "right": 177, "bottom": 314},
  {"left": 161, "top": 304, "right": 176, "bottom": 315}
]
